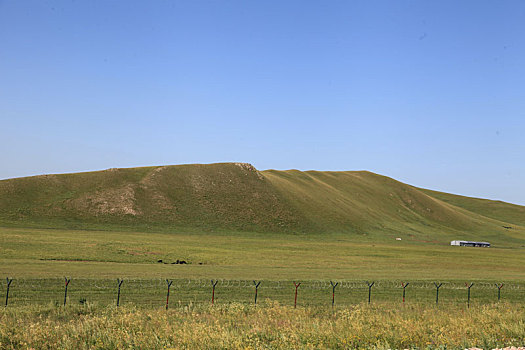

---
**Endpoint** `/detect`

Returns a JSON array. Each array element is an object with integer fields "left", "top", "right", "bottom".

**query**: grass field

[
  {"left": 1, "top": 164, "right": 525, "bottom": 348},
  {"left": 1, "top": 227, "right": 524, "bottom": 349},
  {"left": 1, "top": 303, "right": 524, "bottom": 349},
  {"left": 1, "top": 226, "right": 524, "bottom": 309},
  {"left": 1, "top": 226, "right": 524, "bottom": 281}
]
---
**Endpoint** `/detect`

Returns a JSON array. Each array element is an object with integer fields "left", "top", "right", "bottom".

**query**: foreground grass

[{"left": 0, "top": 302, "right": 523, "bottom": 349}]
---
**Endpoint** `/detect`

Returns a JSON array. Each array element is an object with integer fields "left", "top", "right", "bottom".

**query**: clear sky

[{"left": 1, "top": 1, "right": 524, "bottom": 205}]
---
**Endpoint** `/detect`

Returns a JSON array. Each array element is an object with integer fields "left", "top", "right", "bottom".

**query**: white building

[{"left": 450, "top": 240, "right": 490, "bottom": 247}]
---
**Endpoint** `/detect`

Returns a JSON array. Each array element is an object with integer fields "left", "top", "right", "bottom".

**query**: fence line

[
  {"left": 3, "top": 278, "right": 524, "bottom": 308},
  {"left": 5, "top": 279, "right": 525, "bottom": 289}
]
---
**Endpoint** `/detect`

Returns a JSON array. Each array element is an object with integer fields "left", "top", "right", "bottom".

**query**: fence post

[
  {"left": 5, "top": 278, "right": 13, "bottom": 307},
  {"left": 253, "top": 281, "right": 261, "bottom": 306},
  {"left": 366, "top": 281, "right": 375, "bottom": 304},
  {"left": 330, "top": 281, "right": 339, "bottom": 308},
  {"left": 293, "top": 282, "right": 301, "bottom": 308},
  {"left": 165, "top": 280, "right": 173, "bottom": 310},
  {"left": 401, "top": 282, "right": 409, "bottom": 304},
  {"left": 116, "top": 279, "right": 123, "bottom": 307},
  {"left": 495, "top": 283, "right": 504, "bottom": 301},
  {"left": 434, "top": 282, "right": 443, "bottom": 306},
  {"left": 210, "top": 280, "right": 218, "bottom": 305},
  {"left": 63, "top": 277, "right": 71, "bottom": 306},
  {"left": 465, "top": 283, "right": 474, "bottom": 308}
]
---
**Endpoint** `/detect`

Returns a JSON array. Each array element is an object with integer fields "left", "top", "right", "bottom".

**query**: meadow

[
  {"left": 1, "top": 225, "right": 524, "bottom": 349},
  {"left": 1, "top": 302, "right": 524, "bottom": 349},
  {"left": 1, "top": 226, "right": 524, "bottom": 349},
  {"left": 1, "top": 226, "right": 524, "bottom": 309},
  {"left": 1, "top": 226, "right": 524, "bottom": 281}
]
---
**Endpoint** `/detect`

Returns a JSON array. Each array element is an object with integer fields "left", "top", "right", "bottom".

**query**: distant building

[{"left": 451, "top": 240, "right": 490, "bottom": 247}]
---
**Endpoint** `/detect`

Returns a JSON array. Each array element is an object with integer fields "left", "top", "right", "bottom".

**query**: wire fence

[{"left": 3, "top": 278, "right": 524, "bottom": 308}]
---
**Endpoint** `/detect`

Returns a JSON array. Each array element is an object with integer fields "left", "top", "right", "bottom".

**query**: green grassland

[
  {"left": 0, "top": 163, "right": 524, "bottom": 304},
  {"left": 1, "top": 163, "right": 525, "bottom": 348},
  {"left": 0, "top": 226, "right": 524, "bottom": 308},
  {"left": 1, "top": 303, "right": 524, "bottom": 349},
  {"left": 1, "top": 226, "right": 524, "bottom": 281}
]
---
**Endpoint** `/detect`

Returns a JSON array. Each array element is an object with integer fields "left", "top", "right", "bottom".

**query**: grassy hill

[
  {"left": 0, "top": 163, "right": 524, "bottom": 245},
  {"left": 419, "top": 188, "right": 525, "bottom": 227}
]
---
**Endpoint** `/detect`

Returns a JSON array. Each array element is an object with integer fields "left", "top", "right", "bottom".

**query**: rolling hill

[{"left": 0, "top": 163, "right": 523, "bottom": 245}]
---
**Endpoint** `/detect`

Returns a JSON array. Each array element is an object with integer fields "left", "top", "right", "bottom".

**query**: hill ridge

[{"left": 0, "top": 163, "right": 524, "bottom": 245}]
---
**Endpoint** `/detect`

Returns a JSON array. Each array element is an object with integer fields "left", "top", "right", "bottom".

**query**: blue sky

[{"left": 1, "top": 1, "right": 524, "bottom": 205}]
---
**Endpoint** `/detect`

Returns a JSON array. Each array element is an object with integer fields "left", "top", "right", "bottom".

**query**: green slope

[
  {"left": 0, "top": 163, "right": 523, "bottom": 245},
  {"left": 0, "top": 163, "right": 303, "bottom": 233},
  {"left": 420, "top": 188, "right": 525, "bottom": 227},
  {"left": 263, "top": 170, "right": 525, "bottom": 244}
]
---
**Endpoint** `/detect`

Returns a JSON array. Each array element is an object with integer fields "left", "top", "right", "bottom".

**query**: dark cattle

[{"left": 168, "top": 259, "right": 188, "bottom": 264}]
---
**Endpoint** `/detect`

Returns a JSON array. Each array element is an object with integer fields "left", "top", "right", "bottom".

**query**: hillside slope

[
  {"left": 0, "top": 163, "right": 523, "bottom": 244},
  {"left": 420, "top": 188, "right": 525, "bottom": 227},
  {"left": 263, "top": 170, "right": 525, "bottom": 244},
  {"left": 0, "top": 163, "right": 306, "bottom": 233}
]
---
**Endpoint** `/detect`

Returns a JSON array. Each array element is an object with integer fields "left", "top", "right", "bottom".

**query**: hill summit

[{"left": 0, "top": 163, "right": 524, "bottom": 243}]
